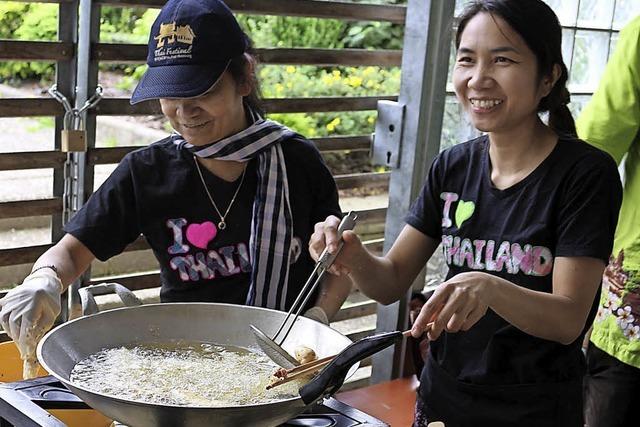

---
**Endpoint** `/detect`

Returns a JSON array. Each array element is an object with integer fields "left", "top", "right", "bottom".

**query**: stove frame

[{"left": 0, "top": 376, "right": 387, "bottom": 427}]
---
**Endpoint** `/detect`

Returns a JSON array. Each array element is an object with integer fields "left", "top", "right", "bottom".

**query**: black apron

[{"left": 414, "top": 354, "right": 583, "bottom": 427}]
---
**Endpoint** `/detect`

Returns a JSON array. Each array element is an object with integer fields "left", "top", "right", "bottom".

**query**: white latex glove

[
  {"left": 303, "top": 306, "right": 329, "bottom": 325},
  {"left": 0, "top": 268, "right": 63, "bottom": 374}
]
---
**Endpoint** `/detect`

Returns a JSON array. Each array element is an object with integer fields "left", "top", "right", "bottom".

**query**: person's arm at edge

[{"left": 576, "top": 17, "right": 640, "bottom": 161}]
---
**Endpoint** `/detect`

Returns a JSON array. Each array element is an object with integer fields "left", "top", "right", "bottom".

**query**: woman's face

[
  {"left": 452, "top": 12, "right": 557, "bottom": 135},
  {"left": 160, "top": 71, "right": 251, "bottom": 146}
]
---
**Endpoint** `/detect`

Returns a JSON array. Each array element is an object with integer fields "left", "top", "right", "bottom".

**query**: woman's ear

[
  {"left": 237, "top": 54, "right": 255, "bottom": 97},
  {"left": 541, "top": 63, "right": 562, "bottom": 97}
]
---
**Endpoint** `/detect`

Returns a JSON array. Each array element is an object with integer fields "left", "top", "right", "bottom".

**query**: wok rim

[{"left": 37, "top": 302, "right": 350, "bottom": 411}]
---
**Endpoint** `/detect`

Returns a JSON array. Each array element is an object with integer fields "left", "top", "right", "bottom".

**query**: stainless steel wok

[{"left": 36, "top": 303, "right": 359, "bottom": 427}]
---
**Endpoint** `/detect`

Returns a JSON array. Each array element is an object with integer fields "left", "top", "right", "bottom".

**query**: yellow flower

[
  {"left": 276, "top": 83, "right": 284, "bottom": 93},
  {"left": 348, "top": 76, "right": 363, "bottom": 87},
  {"left": 286, "top": 65, "right": 296, "bottom": 74},
  {"left": 367, "top": 116, "right": 375, "bottom": 124},
  {"left": 326, "top": 117, "right": 341, "bottom": 132},
  {"left": 332, "top": 70, "right": 341, "bottom": 77}
]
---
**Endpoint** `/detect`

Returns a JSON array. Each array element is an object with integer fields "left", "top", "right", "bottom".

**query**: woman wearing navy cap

[
  {"left": 310, "top": 0, "right": 622, "bottom": 425},
  {"left": 0, "top": 0, "right": 351, "bottom": 374}
]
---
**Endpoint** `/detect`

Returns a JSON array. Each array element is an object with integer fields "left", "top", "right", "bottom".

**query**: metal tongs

[{"left": 251, "top": 211, "right": 358, "bottom": 368}]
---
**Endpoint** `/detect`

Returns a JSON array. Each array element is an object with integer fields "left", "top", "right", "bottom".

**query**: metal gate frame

[{"left": 371, "top": 0, "right": 453, "bottom": 383}]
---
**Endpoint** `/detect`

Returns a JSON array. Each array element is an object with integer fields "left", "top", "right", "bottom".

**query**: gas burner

[{"left": 0, "top": 376, "right": 387, "bottom": 426}]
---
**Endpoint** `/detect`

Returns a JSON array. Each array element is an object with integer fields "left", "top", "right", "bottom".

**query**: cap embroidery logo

[{"left": 153, "top": 22, "right": 196, "bottom": 61}]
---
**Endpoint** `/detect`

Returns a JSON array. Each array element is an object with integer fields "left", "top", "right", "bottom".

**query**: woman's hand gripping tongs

[{"left": 251, "top": 211, "right": 358, "bottom": 368}]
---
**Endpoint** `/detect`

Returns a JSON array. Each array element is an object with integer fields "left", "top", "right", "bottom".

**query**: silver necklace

[{"left": 193, "top": 156, "right": 246, "bottom": 230}]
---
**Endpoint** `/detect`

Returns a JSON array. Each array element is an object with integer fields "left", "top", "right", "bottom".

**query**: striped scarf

[{"left": 172, "top": 110, "right": 295, "bottom": 310}]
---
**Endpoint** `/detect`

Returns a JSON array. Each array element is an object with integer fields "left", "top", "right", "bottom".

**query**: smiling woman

[
  {"left": 308, "top": 1, "right": 622, "bottom": 426},
  {"left": 159, "top": 72, "right": 251, "bottom": 150},
  {"left": 0, "top": 0, "right": 352, "bottom": 378},
  {"left": 453, "top": 13, "right": 553, "bottom": 136}
]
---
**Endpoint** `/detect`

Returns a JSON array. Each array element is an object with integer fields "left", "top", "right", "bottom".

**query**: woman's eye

[
  {"left": 495, "top": 56, "right": 513, "bottom": 63},
  {"left": 457, "top": 56, "right": 473, "bottom": 63}
]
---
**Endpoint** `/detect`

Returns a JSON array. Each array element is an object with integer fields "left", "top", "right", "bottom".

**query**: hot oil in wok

[{"left": 69, "top": 341, "right": 306, "bottom": 407}]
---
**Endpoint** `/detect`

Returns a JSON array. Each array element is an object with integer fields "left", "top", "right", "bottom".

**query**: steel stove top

[{"left": 0, "top": 376, "right": 387, "bottom": 427}]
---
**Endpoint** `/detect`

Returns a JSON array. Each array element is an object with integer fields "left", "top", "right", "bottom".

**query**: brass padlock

[
  {"left": 62, "top": 129, "right": 87, "bottom": 152},
  {"left": 61, "top": 111, "right": 87, "bottom": 152}
]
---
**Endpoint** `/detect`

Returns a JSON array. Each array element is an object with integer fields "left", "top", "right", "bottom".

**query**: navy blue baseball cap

[{"left": 130, "top": 0, "right": 249, "bottom": 104}]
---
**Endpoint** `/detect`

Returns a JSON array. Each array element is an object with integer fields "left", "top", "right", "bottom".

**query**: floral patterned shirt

[{"left": 577, "top": 15, "right": 640, "bottom": 368}]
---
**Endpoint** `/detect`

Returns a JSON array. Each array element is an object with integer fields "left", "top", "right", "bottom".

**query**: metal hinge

[{"left": 371, "top": 100, "right": 405, "bottom": 168}]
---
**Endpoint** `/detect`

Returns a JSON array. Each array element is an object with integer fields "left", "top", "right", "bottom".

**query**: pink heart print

[{"left": 186, "top": 221, "right": 217, "bottom": 249}]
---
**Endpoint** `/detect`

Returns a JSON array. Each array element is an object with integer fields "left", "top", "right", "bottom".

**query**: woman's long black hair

[{"left": 456, "top": 0, "right": 577, "bottom": 137}]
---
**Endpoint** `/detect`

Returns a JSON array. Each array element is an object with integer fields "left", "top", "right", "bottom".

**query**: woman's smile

[
  {"left": 469, "top": 98, "right": 504, "bottom": 113},
  {"left": 181, "top": 121, "right": 211, "bottom": 129}
]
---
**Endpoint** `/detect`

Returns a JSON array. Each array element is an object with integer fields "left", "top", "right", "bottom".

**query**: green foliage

[
  {"left": 108, "top": 9, "right": 157, "bottom": 84},
  {"left": 100, "top": 8, "right": 156, "bottom": 74},
  {"left": 0, "top": 2, "right": 29, "bottom": 39},
  {"left": 0, "top": 61, "right": 55, "bottom": 83},
  {"left": 340, "top": 0, "right": 405, "bottom": 50},
  {"left": 100, "top": 6, "right": 148, "bottom": 43},
  {"left": 115, "top": 65, "right": 148, "bottom": 91},
  {"left": 260, "top": 65, "right": 400, "bottom": 98},
  {"left": 0, "top": 3, "right": 57, "bottom": 82},
  {"left": 260, "top": 65, "right": 400, "bottom": 138},
  {"left": 237, "top": 15, "right": 346, "bottom": 48},
  {"left": 131, "top": 9, "right": 159, "bottom": 40},
  {"left": 14, "top": 4, "right": 57, "bottom": 41},
  {"left": 343, "top": 22, "right": 404, "bottom": 50}
]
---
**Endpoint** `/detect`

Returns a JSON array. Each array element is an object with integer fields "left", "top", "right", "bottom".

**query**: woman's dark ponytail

[
  {"left": 457, "top": 0, "right": 577, "bottom": 137},
  {"left": 541, "top": 66, "right": 577, "bottom": 137},
  {"left": 547, "top": 103, "right": 577, "bottom": 138}
]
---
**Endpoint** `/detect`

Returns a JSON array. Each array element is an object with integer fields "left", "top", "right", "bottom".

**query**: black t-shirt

[
  {"left": 407, "top": 135, "right": 621, "bottom": 389},
  {"left": 65, "top": 135, "right": 341, "bottom": 308}
]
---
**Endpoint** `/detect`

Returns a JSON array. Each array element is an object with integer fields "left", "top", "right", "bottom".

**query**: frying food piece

[
  {"left": 294, "top": 346, "right": 317, "bottom": 364},
  {"left": 273, "top": 367, "right": 287, "bottom": 378},
  {"left": 268, "top": 367, "right": 288, "bottom": 387},
  {"left": 267, "top": 346, "right": 319, "bottom": 389}
]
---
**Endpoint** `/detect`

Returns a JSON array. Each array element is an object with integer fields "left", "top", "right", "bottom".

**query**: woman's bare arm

[{"left": 33, "top": 234, "right": 96, "bottom": 288}]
